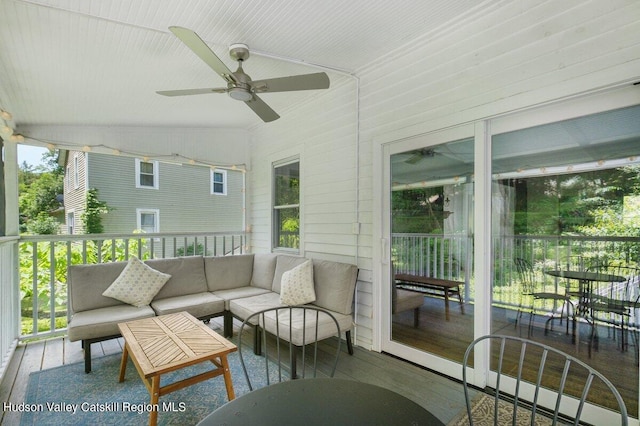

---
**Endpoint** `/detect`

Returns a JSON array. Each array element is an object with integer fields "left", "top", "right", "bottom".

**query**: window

[
  {"left": 67, "top": 212, "right": 74, "bottom": 234},
  {"left": 73, "top": 154, "right": 79, "bottom": 189},
  {"left": 135, "top": 159, "right": 159, "bottom": 189},
  {"left": 273, "top": 159, "right": 300, "bottom": 251},
  {"left": 137, "top": 209, "right": 159, "bottom": 233},
  {"left": 211, "top": 169, "right": 227, "bottom": 195}
]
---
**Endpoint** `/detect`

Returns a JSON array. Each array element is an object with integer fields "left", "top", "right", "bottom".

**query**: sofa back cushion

[
  {"left": 272, "top": 255, "right": 307, "bottom": 293},
  {"left": 251, "top": 253, "right": 278, "bottom": 289},
  {"left": 68, "top": 262, "right": 128, "bottom": 313},
  {"left": 204, "top": 254, "right": 254, "bottom": 291},
  {"left": 312, "top": 259, "right": 358, "bottom": 315},
  {"left": 145, "top": 256, "right": 207, "bottom": 300}
]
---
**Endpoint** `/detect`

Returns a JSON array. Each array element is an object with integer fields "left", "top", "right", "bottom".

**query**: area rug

[
  {"left": 447, "top": 393, "right": 558, "bottom": 426},
  {"left": 21, "top": 349, "right": 277, "bottom": 426}
]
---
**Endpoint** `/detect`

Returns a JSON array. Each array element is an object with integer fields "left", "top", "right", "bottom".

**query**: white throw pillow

[
  {"left": 102, "top": 256, "right": 171, "bottom": 307},
  {"left": 280, "top": 260, "right": 316, "bottom": 306}
]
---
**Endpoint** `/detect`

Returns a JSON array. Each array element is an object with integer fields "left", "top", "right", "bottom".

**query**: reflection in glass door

[
  {"left": 490, "top": 104, "right": 640, "bottom": 419},
  {"left": 389, "top": 137, "right": 474, "bottom": 363}
]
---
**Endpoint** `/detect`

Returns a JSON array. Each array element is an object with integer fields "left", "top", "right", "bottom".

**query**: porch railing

[
  {"left": 392, "top": 233, "right": 640, "bottom": 309},
  {"left": 18, "top": 231, "right": 247, "bottom": 340},
  {"left": 0, "top": 236, "right": 19, "bottom": 380}
]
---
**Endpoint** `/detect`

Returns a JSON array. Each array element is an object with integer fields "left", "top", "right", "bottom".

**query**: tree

[
  {"left": 81, "top": 188, "right": 111, "bottom": 234},
  {"left": 18, "top": 150, "right": 64, "bottom": 234}
]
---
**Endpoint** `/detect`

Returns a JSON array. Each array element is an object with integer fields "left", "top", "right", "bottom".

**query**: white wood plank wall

[{"left": 247, "top": 0, "right": 640, "bottom": 350}]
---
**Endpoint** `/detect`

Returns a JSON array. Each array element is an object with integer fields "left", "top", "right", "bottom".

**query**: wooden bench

[{"left": 394, "top": 274, "right": 464, "bottom": 321}]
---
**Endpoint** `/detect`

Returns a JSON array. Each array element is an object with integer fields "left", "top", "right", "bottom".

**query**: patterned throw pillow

[
  {"left": 102, "top": 256, "right": 171, "bottom": 307},
  {"left": 280, "top": 260, "right": 316, "bottom": 306}
]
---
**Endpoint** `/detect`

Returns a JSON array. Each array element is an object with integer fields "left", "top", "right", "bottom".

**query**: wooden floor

[
  {"left": 0, "top": 317, "right": 469, "bottom": 426},
  {"left": 393, "top": 296, "right": 639, "bottom": 418}
]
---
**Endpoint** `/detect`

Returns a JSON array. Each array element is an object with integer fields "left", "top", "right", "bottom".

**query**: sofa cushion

[
  {"left": 260, "top": 308, "right": 353, "bottom": 346},
  {"left": 213, "top": 287, "right": 271, "bottom": 310},
  {"left": 102, "top": 256, "right": 171, "bottom": 308},
  {"left": 146, "top": 256, "right": 208, "bottom": 300},
  {"left": 280, "top": 260, "right": 316, "bottom": 306},
  {"left": 68, "top": 304, "right": 155, "bottom": 341},
  {"left": 68, "top": 261, "right": 128, "bottom": 313},
  {"left": 312, "top": 259, "right": 358, "bottom": 315},
  {"left": 150, "top": 292, "right": 225, "bottom": 318},
  {"left": 394, "top": 289, "right": 424, "bottom": 314},
  {"left": 272, "top": 255, "right": 307, "bottom": 293},
  {"left": 204, "top": 254, "right": 254, "bottom": 291},
  {"left": 251, "top": 253, "right": 278, "bottom": 289},
  {"left": 229, "top": 292, "right": 284, "bottom": 324}
]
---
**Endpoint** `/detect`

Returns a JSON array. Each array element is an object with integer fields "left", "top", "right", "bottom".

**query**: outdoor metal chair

[
  {"left": 462, "top": 334, "right": 628, "bottom": 425},
  {"left": 514, "top": 258, "right": 573, "bottom": 338},
  {"left": 238, "top": 306, "right": 342, "bottom": 390},
  {"left": 587, "top": 266, "right": 640, "bottom": 356}
]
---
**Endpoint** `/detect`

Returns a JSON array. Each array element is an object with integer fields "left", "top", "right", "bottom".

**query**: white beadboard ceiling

[{"left": 0, "top": 0, "right": 497, "bottom": 132}]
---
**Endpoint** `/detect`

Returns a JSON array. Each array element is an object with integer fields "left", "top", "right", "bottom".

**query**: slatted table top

[{"left": 118, "top": 312, "right": 236, "bottom": 378}]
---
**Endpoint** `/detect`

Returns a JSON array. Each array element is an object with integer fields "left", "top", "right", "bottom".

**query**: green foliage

[
  {"left": 26, "top": 212, "right": 60, "bottom": 235},
  {"left": 81, "top": 188, "right": 111, "bottom": 234},
  {"left": 510, "top": 165, "right": 640, "bottom": 235},
  {"left": 19, "top": 164, "right": 64, "bottom": 234},
  {"left": 176, "top": 242, "right": 209, "bottom": 256},
  {"left": 19, "top": 235, "right": 151, "bottom": 336},
  {"left": 392, "top": 188, "right": 446, "bottom": 233}
]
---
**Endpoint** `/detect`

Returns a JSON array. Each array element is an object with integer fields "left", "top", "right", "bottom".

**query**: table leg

[
  {"left": 118, "top": 344, "right": 128, "bottom": 383},
  {"left": 219, "top": 355, "right": 235, "bottom": 400},
  {"left": 149, "top": 375, "right": 160, "bottom": 426},
  {"left": 444, "top": 289, "right": 450, "bottom": 321}
]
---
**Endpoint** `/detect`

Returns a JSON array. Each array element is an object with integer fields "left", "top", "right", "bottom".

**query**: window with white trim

[
  {"left": 211, "top": 169, "right": 227, "bottom": 195},
  {"left": 136, "top": 209, "right": 159, "bottom": 234},
  {"left": 135, "top": 159, "right": 159, "bottom": 189},
  {"left": 273, "top": 159, "right": 300, "bottom": 251}
]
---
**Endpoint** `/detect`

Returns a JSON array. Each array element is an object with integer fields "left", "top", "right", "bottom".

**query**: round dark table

[{"left": 197, "top": 378, "right": 444, "bottom": 425}]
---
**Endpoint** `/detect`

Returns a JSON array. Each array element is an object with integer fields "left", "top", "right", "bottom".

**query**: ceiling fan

[
  {"left": 404, "top": 148, "right": 436, "bottom": 164},
  {"left": 157, "top": 27, "right": 330, "bottom": 122}
]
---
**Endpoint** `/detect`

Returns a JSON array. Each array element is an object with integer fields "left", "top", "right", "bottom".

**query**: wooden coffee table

[{"left": 118, "top": 311, "right": 237, "bottom": 426}]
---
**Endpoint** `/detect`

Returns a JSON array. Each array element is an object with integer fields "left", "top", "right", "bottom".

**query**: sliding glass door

[
  {"left": 381, "top": 126, "right": 475, "bottom": 372},
  {"left": 379, "top": 88, "right": 640, "bottom": 424}
]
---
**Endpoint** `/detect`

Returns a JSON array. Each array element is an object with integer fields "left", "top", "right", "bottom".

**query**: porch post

[
  {"left": 0, "top": 139, "right": 5, "bottom": 236},
  {"left": 3, "top": 141, "right": 19, "bottom": 235},
  {"left": 471, "top": 120, "right": 492, "bottom": 388}
]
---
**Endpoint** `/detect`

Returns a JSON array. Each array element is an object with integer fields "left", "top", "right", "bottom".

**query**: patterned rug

[
  {"left": 447, "top": 394, "right": 560, "bottom": 426},
  {"left": 21, "top": 347, "right": 277, "bottom": 426}
]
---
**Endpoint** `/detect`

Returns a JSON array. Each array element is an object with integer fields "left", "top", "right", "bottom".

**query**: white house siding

[
  {"left": 248, "top": 0, "right": 640, "bottom": 350},
  {"left": 86, "top": 153, "right": 245, "bottom": 235}
]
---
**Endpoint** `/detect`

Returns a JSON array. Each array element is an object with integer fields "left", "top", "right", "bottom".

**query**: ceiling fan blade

[
  {"left": 405, "top": 153, "right": 424, "bottom": 164},
  {"left": 169, "top": 26, "right": 236, "bottom": 83},
  {"left": 156, "top": 88, "right": 227, "bottom": 97},
  {"left": 245, "top": 95, "right": 280, "bottom": 122},
  {"left": 252, "top": 72, "right": 330, "bottom": 93}
]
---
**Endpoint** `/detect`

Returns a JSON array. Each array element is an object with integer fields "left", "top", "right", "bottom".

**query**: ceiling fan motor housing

[{"left": 229, "top": 43, "right": 250, "bottom": 62}]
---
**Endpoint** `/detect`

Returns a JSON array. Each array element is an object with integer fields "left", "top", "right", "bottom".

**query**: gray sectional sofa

[{"left": 67, "top": 253, "right": 358, "bottom": 373}]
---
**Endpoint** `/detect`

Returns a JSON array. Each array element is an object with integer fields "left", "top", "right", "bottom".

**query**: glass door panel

[
  {"left": 389, "top": 137, "right": 474, "bottom": 363},
  {"left": 490, "top": 104, "right": 640, "bottom": 418}
]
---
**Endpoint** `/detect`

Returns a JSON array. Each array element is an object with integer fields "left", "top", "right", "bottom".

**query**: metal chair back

[
  {"left": 462, "top": 334, "right": 628, "bottom": 425},
  {"left": 238, "top": 306, "right": 342, "bottom": 390}
]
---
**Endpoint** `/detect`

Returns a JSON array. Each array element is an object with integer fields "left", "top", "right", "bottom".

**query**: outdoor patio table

[
  {"left": 196, "top": 377, "right": 444, "bottom": 425},
  {"left": 545, "top": 270, "right": 626, "bottom": 346}
]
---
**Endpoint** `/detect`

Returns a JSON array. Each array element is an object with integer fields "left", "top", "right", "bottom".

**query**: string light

[
  {"left": 5, "top": 133, "right": 246, "bottom": 172},
  {"left": 0, "top": 110, "right": 12, "bottom": 121}
]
